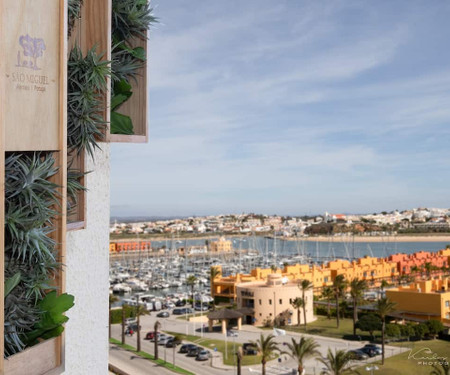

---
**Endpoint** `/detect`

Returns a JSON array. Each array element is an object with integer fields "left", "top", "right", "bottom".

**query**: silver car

[{"left": 196, "top": 350, "right": 212, "bottom": 361}]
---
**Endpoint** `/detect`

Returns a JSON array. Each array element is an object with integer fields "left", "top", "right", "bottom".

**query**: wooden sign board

[{"left": 1, "top": 0, "right": 64, "bottom": 152}]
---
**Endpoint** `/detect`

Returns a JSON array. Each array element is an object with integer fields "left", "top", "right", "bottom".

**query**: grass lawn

[
  {"left": 285, "top": 316, "right": 380, "bottom": 341},
  {"left": 109, "top": 338, "right": 194, "bottom": 375},
  {"left": 355, "top": 339, "right": 450, "bottom": 375},
  {"left": 165, "top": 331, "right": 276, "bottom": 367}
]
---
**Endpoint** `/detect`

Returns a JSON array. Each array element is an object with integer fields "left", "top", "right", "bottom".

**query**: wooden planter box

[{"left": 0, "top": 0, "right": 67, "bottom": 373}]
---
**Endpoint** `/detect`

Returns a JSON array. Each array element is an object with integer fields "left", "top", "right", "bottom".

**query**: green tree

[
  {"left": 349, "top": 278, "right": 367, "bottom": 337},
  {"left": 318, "top": 348, "right": 354, "bottom": 375},
  {"left": 385, "top": 323, "right": 401, "bottom": 339},
  {"left": 321, "top": 287, "right": 334, "bottom": 319},
  {"left": 209, "top": 266, "right": 221, "bottom": 311},
  {"left": 414, "top": 323, "right": 429, "bottom": 339},
  {"left": 281, "top": 336, "right": 320, "bottom": 375},
  {"left": 332, "top": 275, "right": 347, "bottom": 329},
  {"left": 424, "top": 262, "right": 433, "bottom": 277},
  {"left": 375, "top": 297, "right": 397, "bottom": 364},
  {"left": 355, "top": 314, "right": 381, "bottom": 340},
  {"left": 154, "top": 320, "right": 161, "bottom": 360},
  {"left": 109, "top": 294, "right": 119, "bottom": 339},
  {"left": 400, "top": 323, "right": 415, "bottom": 341},
  {"left": 290, "top": 297, "right": 304, "bottom": 327},
  {"left": 299, "top": 279, "right": 313, "bottom": 331},
  {"left": 250, "top": 334, "right": 278, "bottom": 375},
  {"left": 270, "top": 265, "right": 277, "bottom": 273},
  {"left": 426, "top": 319, "right": 445, "bottom": 338},
  {"left": 186, "top": 275, "right": 197, "bottom": 307},
  {"left": 380, "top": 279, "right": 389, "bottom": 292}
]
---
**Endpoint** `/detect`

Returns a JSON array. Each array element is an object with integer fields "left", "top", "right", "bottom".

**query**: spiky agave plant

[
  {"left": 4, "top": 153, "right": 61, "bottom": 356},
  {"left": 112, "top": 0, "right": 157, "bottom": 41},
  {"left": 68, "top": 45, "right": 111, "bottom": 157},
  {"left": 68, "top": 0, "right": 84, "bottom": 36},
  {"left": 67, "top": 166, "right": 88, "bottom": 216}
]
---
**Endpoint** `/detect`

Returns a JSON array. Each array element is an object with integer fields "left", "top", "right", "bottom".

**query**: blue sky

[{"left": 111, "top": 0, "right": 450, "bottom": 217}]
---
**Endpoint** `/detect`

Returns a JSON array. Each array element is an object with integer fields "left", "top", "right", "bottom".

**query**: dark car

[
  {"left": 179, "top": 344, "right": 197, "bottom": 354},
  {"left": 243, "top": 343, "right": 258, "bottom": 355},
  {"left": 194, "top": 304, "right": 209, "bottom": 311},
  {"left": 175, "top": 300, "right": 186, "bottom": 307},
  {"left": 165, "top": 339, "right": 177, "bottom": 348},
  {"left": 157, "top": 311, "right": 170, "bottom": 318},
  {"left": 172, "top": 308, "right": 184, "bottom": 315},
  {"left": 362, "top": 344, "right": 382, "bottom": 355},
  {"left": 348, "top": 349, "right": 369, "bottom": 360},
  {"left": 187, "top": 347, "right": 201, "bottom": 357},
  {"left": 359, "top": 347, "right": 376, "bottom": 357},
  {"left": 127, "top": 323, "right": 141, "bottom": 331}
]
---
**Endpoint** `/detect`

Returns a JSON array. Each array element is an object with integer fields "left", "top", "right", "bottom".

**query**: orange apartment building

[
  {"left": 212, "top": 249, "right": 450, "bottom": 301},
  {"left": 109, "top": 240, "right": 152, "bottom": 253}
]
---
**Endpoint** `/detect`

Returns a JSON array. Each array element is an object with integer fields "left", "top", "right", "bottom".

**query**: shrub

[
  {"left": 385, "top": 323, "right": 401, "bottom": 338},
  {"left": 426, "top": 320, "right": 445, "bottom": 338}
]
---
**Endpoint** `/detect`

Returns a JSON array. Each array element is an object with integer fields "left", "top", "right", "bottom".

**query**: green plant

[
  {"left": 349, "top": 278, "right": 367, "bottom": 336},
  {"left": 319, "top": 348, "right": 354, "bottom": 375},
  {"left": 4, "top": 153, "right": 73, "bottom": 357},
  {"left": 68, "top": 46, "right": 111, "bottom": 157},
  {"left": 68, "top": 0, "right": 83, "bottom": 36},
  {"left": 281, "top": 336, "right": 320, "bottom": 375},
  {"left": 25, "top": 292, "right": 75, "bottom": 346},
  {"left": 110, "top": 0, "right": 157, "bottom": 135},
  {"left": 355, "top": 313, "right": 381, "bottom": 339},
  {"left": 67, "top": 166, "right": 88, "bottom": 216},
  {"left": 375, "top": 297, "right": 397, "bottom": 365},
  {"left": 250, "top": 334, "right": 279, "bottom": 375}
]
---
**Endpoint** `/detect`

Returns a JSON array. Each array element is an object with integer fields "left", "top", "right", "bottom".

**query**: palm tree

[
  {"left": 291, "top": 297, "right": 304, "bottom": 327},
  {"left": 154, "top": 320, "right": 161, "bottom": 360},
  {"left": 135, "top": 304, "right": 149, "bottom": 352},
  {"left": 210, "top": 266, "right": 221, "bottom": 311},
  {"left": 121, "top": 302, "right": 127, "bottom": 344},
  {"left": 375, "top": 297, "right": 397, "bottom": 365},
  {"left": 299, "top": 279, "right": 313, "bottom": 331},
  {"left": 109, "top": 294, "right": 119, "bottom": 339},
  {"left": 250, "top": 334, "right": 279, "bottom": 375},
  {"left": 431, "top": 360, "right": 450, "bottom": 375},
  {"left": 186, "top": 275, "right": 197, "bottom": 307},
  {"left": 332, "top": 275, "right": 347, "bottom": 329},
  {"left": 424, "top": 262, "right": 433, "bottom": 278},
  {"left": 380, "top": 279, "right": 389, "bottom": 292},
  {"left": 350, "top": 278, "right": 367, "bottom": 337},
  {"left": 319, "top": 348, "right": 354, "bottom": 375},
  {"left": 281, "top": 337, "right": 320, "bottom": 375},
  {"left": 321, "top": 287, "right": 334, "bottom": 319},
  {"left": 270, "top": 264, "right": 277, "bottom": 273}
]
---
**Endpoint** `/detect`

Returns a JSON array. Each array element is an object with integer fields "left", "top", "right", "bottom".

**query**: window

[
  {"left": 391, "top": 267, "right": 395, "bottom": 273},
  {"left": 446, "top": 301, "right": 450, "bottom": 308},
  {"left": 269, "top": 299, "right": 272, "bottom": 305},
  {"left": 259, "top": 299, "right": 262, "bottom": 305},
  {"left": 324, "top": 277, "right": 329, "bottom": 283},
  {"left": 279, "top": 299, "right": 282, "bottom": 304}
]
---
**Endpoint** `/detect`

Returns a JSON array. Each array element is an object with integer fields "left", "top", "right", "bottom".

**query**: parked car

[
  {"left": 362, "top": 344, "right": 382, "bottom": 355},
  {"left": 359, "top": 347, "right": 376, "bottom": 357},
  {"left": 145, "top": 331, "right": 156, "bottom": 340},
  {"left": 187, "top": 347, "right": 201, "bottom": 357},
  {"left": 158, "top": 336, "right": 173, "bottom": 346},
  {"left": 175, "top": 299, "right": 186, "bottom": 307},
  {"left": 348, "top": 349, "right": 369, "bottom": 360},
  {"left": 243, "top": 343, "right": 258, "bottom": 355},
  {"left": 196, "top": 350, "right": 211, "bottom": 361},
  {"left": 194, "top": 304, "right": 209, "bottom": 311},
  {"left": 179, "top": 344, "right": 197, "bottom": 354},
  {"left": 150, "top": 333, "right": 164, "bottom": 342},
  {"left": 172, "top": 308, "right": 184, "bottom": 315},
  {"left": 227, "top": 330, "right": 238, "bottom": 337},
  {"left": 127, "top": 323, "right": 141, "bottom": 331},
  {"left": 166, "top": 339, "right": 178, "bottom": 348},
  {"left": 125, "top": 317, "right": 137, "bottom": 325},
  {"left": 157, "top": 311, "right": 170, "bottom": 318}
]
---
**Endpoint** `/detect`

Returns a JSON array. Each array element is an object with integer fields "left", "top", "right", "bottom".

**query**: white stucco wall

[{"left": 63, "top": 144, "right": 110, "bottom": 374}]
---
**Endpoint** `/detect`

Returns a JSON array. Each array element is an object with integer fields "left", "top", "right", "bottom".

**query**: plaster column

[
  {"left": 237, "top": 317, "right": 242, "bottom": 330},
  {"left": 221, "top": 320, "right": 227, "bottom": 335}
]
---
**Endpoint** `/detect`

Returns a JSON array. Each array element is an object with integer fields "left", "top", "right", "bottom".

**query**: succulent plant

[{"left": 68, "top": 0, "right": 84, "bottom": 36}]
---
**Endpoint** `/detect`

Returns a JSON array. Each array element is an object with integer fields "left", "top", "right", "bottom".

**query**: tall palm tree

[
  {"left": 375, "top": 297, "right": 397, "bottom": 365},
  {"left": 270, "top": 265, "right": 277, "bottom": 273},
  {"left": 380, "top": 279, "right": 389, "bottom": 292},
  {"left": 350, "top": 278, "right": 367, "bottom": 337},
  {"left": 321, "top": 287, "right": 334, "bottom": 319},
  {"left": 109, "top": 294, "right": 119, "bottom": 339},
  {"left": 135, "top": 304, "right": 149, "bottom": 352},
  {"left": 210, "top": 266, "right": 221, "bottom": 311},
  {"left": 281, "top": 336, "right": 320, "bottom": 375},
  {"left": 424, "top": 262, "right": 433, "bottom": 278},
  {"left": 186, "top": 275, "right": 197, "bottom": 307},
  {"left": 319, "top": 348, "right": 354, "bottom": 375},
  {"left": 250, "top": 334, "right": 279, "bottom": 375},
  {"left": 299, "top": 279, "right": 313, "bottom": 331},
  {"left": 154, "top": 320, "right": 161, "bottom": 360},
  {"left": 332, "top": 275, "right": 347, "bottom": 329},
  {"left": 291, "top": 297, "right": 304, "bottom": 327}
]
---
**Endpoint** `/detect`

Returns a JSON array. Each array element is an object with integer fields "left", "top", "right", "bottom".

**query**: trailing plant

[
  {"left": 67, "top": 166, "right": 88, "bottom": 217},
  {"left": 68, "top": 45, "right": 111, "bottom": 157},
  {"left": 110, "top": 0, "right": 157, "bottom": 135},
  {"left": 4, "top": 153, "right": 74, "bottom": 357},
  {"left": 68, "top": 0, "right": 83, "bottom": 36}
]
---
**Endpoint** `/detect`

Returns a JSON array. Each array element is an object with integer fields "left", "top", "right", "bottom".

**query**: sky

[{"left": 111, "top": 0, "right": 450, "bottom": 217}]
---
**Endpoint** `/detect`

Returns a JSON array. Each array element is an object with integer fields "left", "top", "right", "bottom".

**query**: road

[{"left": 110, "top": 312, "right": 407, "bottom": 375}]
